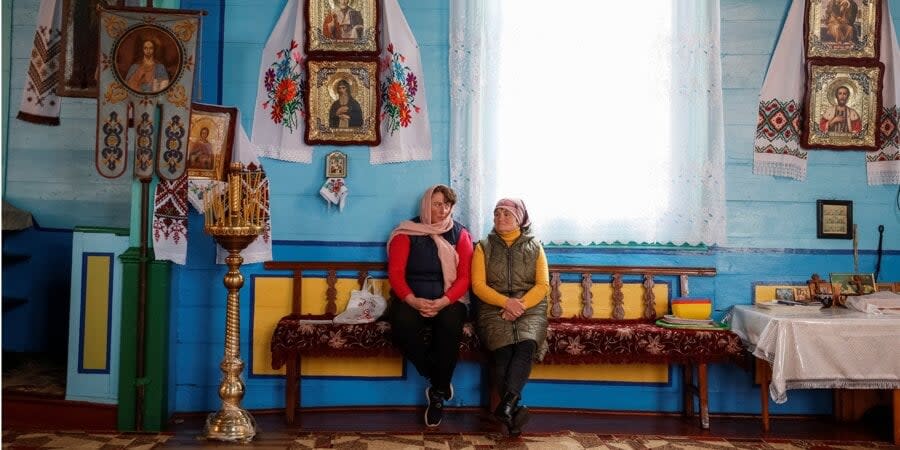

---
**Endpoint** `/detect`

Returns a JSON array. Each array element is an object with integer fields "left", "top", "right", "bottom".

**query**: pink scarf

[{"left": 387, "top": 185, "right": 459, "bottom": 292}]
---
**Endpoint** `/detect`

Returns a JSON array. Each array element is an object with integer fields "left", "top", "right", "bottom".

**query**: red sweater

[{"left": 387, "top": 230, "right": 473, "bottom": 302}]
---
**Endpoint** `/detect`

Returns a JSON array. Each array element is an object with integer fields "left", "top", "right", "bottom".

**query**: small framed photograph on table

[{"left": 817, "top": 199, "right": 853, "bottom": 239}]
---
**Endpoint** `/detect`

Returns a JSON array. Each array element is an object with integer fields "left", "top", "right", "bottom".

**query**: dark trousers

[
  {"left": 387, "top": 299, "right": 467, "bottom": 394},
  {"left": 492, "top": 340, "right": 537, "bottom": 397}
]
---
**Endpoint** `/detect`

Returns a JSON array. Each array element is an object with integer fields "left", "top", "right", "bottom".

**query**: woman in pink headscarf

[
  {"left": 472, "top": 198, "right": 549, "bottom": 437},
  {"left": 386, "top": 184, "right": 473, "bottom": 428}
]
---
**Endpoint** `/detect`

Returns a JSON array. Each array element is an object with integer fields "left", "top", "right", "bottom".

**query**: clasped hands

[
  {"left": 500, "top": 297, "right": 525, "bottom": 321},
  {"left": 404, "top": 294, "right": 450, "bottom": 317}
]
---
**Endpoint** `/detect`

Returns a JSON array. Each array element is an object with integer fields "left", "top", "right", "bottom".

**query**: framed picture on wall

[
  {"left": 305, "top": 0, "right": 380, "bottom": 56},
  {"left": 816, "top": 199, "right": 853, "bottom": 239},
  {"left": 305, "top": 59, "right": 380, "bottom": 146},
  {"left": 187, "top": 103, "right": 236, "bottom": 181},
  {"left": 58, "top": 0, "right": 124, "bottom": 98},
  {"left": 802, "top": 60, "right": 883, "bottom": 151},
  {"left": 804, "top": 0, "right": 880, "bottom": 59}
]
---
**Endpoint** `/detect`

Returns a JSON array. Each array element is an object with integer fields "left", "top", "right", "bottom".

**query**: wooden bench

[{"left": 264, "top": 261, "right": 744, "bottom": 427}]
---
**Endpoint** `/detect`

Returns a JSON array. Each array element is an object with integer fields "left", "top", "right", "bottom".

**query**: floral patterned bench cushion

[{"left": 270, "top": 316, "right": 744, "bottom": 370}]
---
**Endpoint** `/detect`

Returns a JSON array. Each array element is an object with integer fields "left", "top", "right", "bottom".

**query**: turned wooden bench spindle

[
  {"left": 325, "top": 269, "right": 338, "bottom": 316},
  {"left": 643, "top": 274, "right": 656, "bottom": 320},
  {"left": 581, "top": 273, "right": 594, "bottom": 318},
  {"left": 549, "top": 272, "right": 562, "bottom": 318},
  {"left": 611, "top": 273, "right": 625, "bottom": 319}
]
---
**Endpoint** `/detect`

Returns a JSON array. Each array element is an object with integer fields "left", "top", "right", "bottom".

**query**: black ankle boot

[
  {"left": 493, "top": 392, "right": 519, "bottom": 425},
  {"left": 508, "top": 405, "right": 530, "bottom": 437}
]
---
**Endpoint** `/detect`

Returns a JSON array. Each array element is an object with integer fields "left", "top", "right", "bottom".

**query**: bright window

[{"left": 450, "top": 1, "right": 726, "bottom": 246}]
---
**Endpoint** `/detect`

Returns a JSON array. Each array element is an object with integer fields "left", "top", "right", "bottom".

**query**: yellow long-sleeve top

[{"left": 471, "top": 228, "right": 550, "bottom": 309}]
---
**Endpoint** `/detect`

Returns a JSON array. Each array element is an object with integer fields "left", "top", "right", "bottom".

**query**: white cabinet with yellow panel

[{"left": 66, "top": 227, "right": 130, "bottom": 404}]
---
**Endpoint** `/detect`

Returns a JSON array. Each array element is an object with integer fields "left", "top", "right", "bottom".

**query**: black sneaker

[{"left": 424, "top": 386, "right": 445, "bottom": 427}]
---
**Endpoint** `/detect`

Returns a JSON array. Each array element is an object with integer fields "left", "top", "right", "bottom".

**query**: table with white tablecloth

[{"left": 727, "top": 304, "right": 900, "bottom": 443}]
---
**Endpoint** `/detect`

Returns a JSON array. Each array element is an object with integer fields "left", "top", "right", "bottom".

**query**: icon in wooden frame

[
  {"left": 305, "top": 59, "right": 380, "bottom": 146},
  {"left": 802, "top": 60, "right": 883, "bottom": 151},
  {"left": 325, "top": 150, "right": 348, "bottom": 178},
  {"left": 305, "top": 0, "right": 380, "bottom": 56},
  {"left": 187, "top": 103, "right": 236, "bottom": 181},
  {"left": 805, "top": 0, "right": 880, "bottom": 60}
]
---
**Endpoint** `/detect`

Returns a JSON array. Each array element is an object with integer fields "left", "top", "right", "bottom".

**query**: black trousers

[
  {"left": 386, "top": 299, "right": 467, "bottom": 394},
  {"left": 492, "top": 340, "right": 537, "bottom": 398}
]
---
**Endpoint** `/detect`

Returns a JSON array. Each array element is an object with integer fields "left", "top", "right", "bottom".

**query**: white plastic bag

[{"left": 333, "top": 277, "right": 387, "bottom": 324}]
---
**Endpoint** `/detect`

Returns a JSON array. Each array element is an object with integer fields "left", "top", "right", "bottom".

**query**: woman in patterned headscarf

[
  {"left": 386, "top": 184, "right": 473, "bottom": 428},
  {"left": 473, "top": 198, "right": 549, "bottom": 437}
]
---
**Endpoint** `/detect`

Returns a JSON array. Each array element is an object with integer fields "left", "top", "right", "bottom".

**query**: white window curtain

[{"left": 450, "top": 1, "right": 726, "bottom": 246}]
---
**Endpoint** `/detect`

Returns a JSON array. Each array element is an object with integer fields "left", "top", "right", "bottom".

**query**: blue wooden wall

[{"left": 2, "top": 0, "right": 899, "bottom": 417}]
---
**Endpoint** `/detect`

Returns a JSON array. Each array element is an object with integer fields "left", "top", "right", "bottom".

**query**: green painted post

[{"left": 118, "top": 247, "right": 170, "bottom": 431}]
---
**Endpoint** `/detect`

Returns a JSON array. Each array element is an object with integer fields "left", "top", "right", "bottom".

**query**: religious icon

[
  {"left": 805, "top": 0, "right": 880, "bottom": 59},
  {"left": 187, "top": 103, "right": 236, "bottom": 181},
  {"left": 305, "top": 59, "right": 380, "bottom": 145},
  {"left": 113, "top": 25, "right": 183, "bottom": 95},
  {"left": 802, "top": 61, "right": 883, "bottom": 151},
  {"left": 325, "top": 150, "right": 348, "bottom": 178},
  {"left": 306, "top": 0, "right": 379, "bottom": 55}
]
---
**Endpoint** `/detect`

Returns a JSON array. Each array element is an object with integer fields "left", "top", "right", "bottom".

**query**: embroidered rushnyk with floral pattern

[
  {"left": 380, "top": 43, "right": 422, "bottom": 135},
  {"left": 262, "top": 39, "right": 305, "bottom": 133}
]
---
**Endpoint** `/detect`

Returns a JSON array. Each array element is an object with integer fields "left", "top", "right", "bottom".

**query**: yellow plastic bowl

[{"left": 671, "top": 298, "right": 712, "bottom": 320}]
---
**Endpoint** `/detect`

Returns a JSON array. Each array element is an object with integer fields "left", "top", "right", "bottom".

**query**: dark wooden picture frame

[
  {"left": 305, "top": 0, "right": 380, "bottom": 56},
  {"left": 804, "top": 0, "right": 880, "bottom": 60},
  {"left": 187, "top": 103, "right": 236, "bottom": 181},
  {"left": 816, "top": 199, "right": 853, "bottom": 239},
  {"left": 58, "top": 0, "right": 124, "bottom": 98},
  {"left": 305, "top": 59, "right": 380, "bottom": 146},
  {"left": 802, "top": 60, "right": 883, "bottom": 151}
]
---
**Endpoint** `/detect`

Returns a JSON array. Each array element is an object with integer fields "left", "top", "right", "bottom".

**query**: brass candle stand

[{"left": 201, "top": 163, "right": 266, "bottom": 443}]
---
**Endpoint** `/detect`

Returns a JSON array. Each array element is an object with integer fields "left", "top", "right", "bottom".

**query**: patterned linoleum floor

[{"left": 4, "top": 430, "right": 899, "bottom": 449}]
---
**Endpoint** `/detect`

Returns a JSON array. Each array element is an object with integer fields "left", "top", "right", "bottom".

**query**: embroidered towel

[
  {"left": 152, "top": 175, "right": 189, "bottom": 265},
  {"left": 369, "top": 0, "right": 432, "bottom": 164},
  {"left": 17, "top": 0, "right": 62, "bottom": 126},
  {"left": 752, "top": 0, "right": 807, "bottom": 180},
  {"left": 867, "top": 0, "right": 900, "bottom": 185},
  {"left": 251, "top": 0, "right": 314, "bottom": 163}
]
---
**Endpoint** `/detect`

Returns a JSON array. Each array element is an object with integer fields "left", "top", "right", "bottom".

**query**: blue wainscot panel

[{"left": 66, "top": 227, "right": 130, "bottom": 404}]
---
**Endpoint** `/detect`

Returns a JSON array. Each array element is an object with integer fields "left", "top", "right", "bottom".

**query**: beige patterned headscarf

[{"left": 387, "top": 185, "right": 459, "bottom": 291}]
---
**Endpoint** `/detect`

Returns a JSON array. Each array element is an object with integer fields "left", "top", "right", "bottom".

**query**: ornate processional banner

[{"left": 96, "top": 6, "right": 201, "bottom": 180}]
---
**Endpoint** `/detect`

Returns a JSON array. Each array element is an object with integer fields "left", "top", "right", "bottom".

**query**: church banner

[{"left": 96, "top": 6, "right": 202, "bottom": 180}]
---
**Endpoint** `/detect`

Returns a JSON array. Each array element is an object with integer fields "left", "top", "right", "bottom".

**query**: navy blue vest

[{"left": 403, "top": 218, "right": 464, "bottom": 299}]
